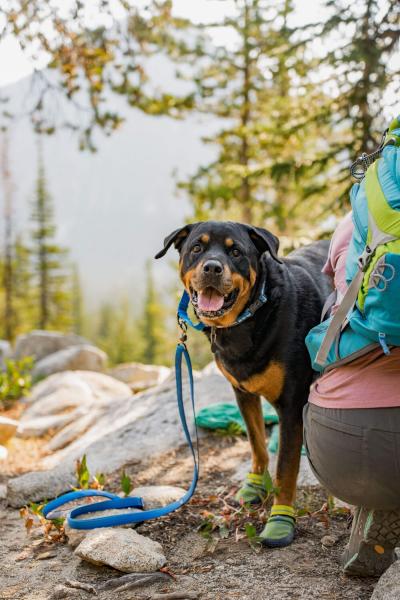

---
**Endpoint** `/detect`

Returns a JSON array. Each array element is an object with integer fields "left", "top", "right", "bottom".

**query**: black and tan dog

[{"left": 156, "top": 221, "right": 331, "bottom": 547}]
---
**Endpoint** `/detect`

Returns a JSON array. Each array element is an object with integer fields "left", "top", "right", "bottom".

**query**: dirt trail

[{"left": 0, "top": 436, "right": 377, "bottom": 600}]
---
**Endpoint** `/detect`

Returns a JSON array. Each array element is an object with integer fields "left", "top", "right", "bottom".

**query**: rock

[
  {"left": 18, "top": 371, "right": 131, "bottom": 443},
  {"left": 7, "top": 371, "right": 231, "bottom": 506},
  {"left": 47, "top": 413, "right": 97, "bottom": 451},
  {"left": 74, "top": 528, "right": 166, "bottom": 572},
  {"left": 0, "top": 415, "right": 18, "bottom": 444},
  {"left": 130, "top": 485, "right": 186, "bottom": 509},
  {"left": 17, "top": 412, "right": 81, "bottom": 438},
  {"left": 0, "top": 484, "right": 7, "bottom": 499},
  {"left": 64, "top": 506, "right": 142, "bottom": 547},
  {"left": 0, "top": 340, "right": 11, "bottom": 369},
  {"left": 108, "top": 362, "right": 171, "bottom": 392},
  {"left": 321, "top": 535, "right": 337, "bottom": 547},
  {"left": 25, "top": 370, "right": 130, "bottom": 411},
  {"left": 48, "top": 585, "right": 81, "bottom": 600},
  {"left": 63, "top": 523, "right": 87, "bottom": 548},
  {"left": 14, "top": 330, "right": 89, "bottom": 362},
  {"left": 370, "top": 560, "right": 400, "bottom": 599},
  {"left": 7, "top": 464, "right": 76, "bottom": 507},
  {"left": 32, "top": 345, "right": 108, "bottom": 379}
]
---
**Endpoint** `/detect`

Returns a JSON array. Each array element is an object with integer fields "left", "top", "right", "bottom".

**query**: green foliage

[
  {"left": 20, "top": 502, "right": 65, "bottom": 541},
  {"left": 0, "top": 1, "right": 194, "bottom": 150},
  {"left": 74, "top": 454, "right": 106, "bottom": 491},
  {"left": 120, "top": 470, "right": 133, "bottom": 497},
  {"left": 215, "top": 422, "right": 244, "bottom": 437},
  {"left": 30, "top": 143, "right": 72, "bottom": 331},
  {"left": 170, "top": 0, "right": 335, "bottom": 234},
  {"left": 138, "top": 261, "right": 169, "bottom": 365},
  {"left": 75, "top": 455, "right": 90, "bottom": 490},
  {"left": 0, "top": 357, "right": 33, "bottom": 409}
]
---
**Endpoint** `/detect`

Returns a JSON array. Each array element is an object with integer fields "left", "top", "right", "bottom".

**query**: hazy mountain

[{"left": 1, "top": 64, "right": 216, "bottom": 308}]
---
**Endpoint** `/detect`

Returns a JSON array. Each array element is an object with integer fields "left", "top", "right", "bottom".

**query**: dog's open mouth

[{"left": 190, "top": 286, "right": 239, "bottom": 318}]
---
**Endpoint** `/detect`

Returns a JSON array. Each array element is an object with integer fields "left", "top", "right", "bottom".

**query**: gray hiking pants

[{"left": 303, "top": 402, "right": 400, "bottom": 510}]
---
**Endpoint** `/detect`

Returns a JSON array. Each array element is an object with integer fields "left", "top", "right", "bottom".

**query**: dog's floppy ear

[
  {"left": 154, "top": 224, "right": 197, "bottom": 259},
  {"left": 245, "top": 225, "right": 282, "bottom": 263}
]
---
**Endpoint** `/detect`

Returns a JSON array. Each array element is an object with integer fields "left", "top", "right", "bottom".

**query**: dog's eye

[
  {"left": 192, "top": 244, "right": 202, "bottom": 254},
  {"left": 231, "top": 248, "right": 241, "bottom": 257}
]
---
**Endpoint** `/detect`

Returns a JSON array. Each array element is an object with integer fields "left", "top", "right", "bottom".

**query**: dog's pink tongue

[{"left": 198, "top": 288, "right": 224, "bottom": 312}]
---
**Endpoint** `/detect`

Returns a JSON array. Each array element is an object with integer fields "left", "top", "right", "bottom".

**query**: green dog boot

[
  {"left": 234, "top": 472, "right": 268, "bottom": 505},
  {"left": 260, "top": 505, "right": 296, "bottom": 548}
]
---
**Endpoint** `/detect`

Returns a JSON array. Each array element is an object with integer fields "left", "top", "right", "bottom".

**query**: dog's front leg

[
  {"left": 258, "top": 404, "right": 303, "bottom": 548},
  {"left": 233, "top": 387, "right": 268, "bottom": 475},
  {"left": 273, "top": 407, "right": 303, "bottom": 508}
]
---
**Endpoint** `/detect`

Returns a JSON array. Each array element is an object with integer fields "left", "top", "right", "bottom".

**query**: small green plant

[
  {"left": 20, "top": 502, "right": 65, "bottom": 542},
  {"left": 244, "top": 522, "right": 262, "bottom": 548},
  {"left": 0, "top": 357, "right": 33, "bottom": 409},
  {"left": 198, "top": 511, "right": 230, "bottom": 540},
  {"left": 215, "top": 422, "right": 244, "bottom": 437},
  {"left": 74, "top": 454, "right": 106, "bottom": 490},
  {"left": 120, "top": 470, "right": 133, "bottom": 496}
]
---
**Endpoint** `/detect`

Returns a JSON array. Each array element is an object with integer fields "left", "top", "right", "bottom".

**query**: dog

[{"left": 156, "top": 221, "right": 332, "bottom": 545}]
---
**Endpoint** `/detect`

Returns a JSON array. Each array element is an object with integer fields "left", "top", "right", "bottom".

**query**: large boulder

[
  {"left": 75, "top": 528, "right": 166, "bottom": 572},
  {"left": 7, "top": 371, "right": 233, "bottom": 506},
  {"left": 32, "top": 345, "right": 107, "bottom": 379},
  {"left": 14, "top": 330, "right": 89, "bottom": 362},
  {"left": 0, "top": 416, "right": 18, "bottom": 445},
  {"left": 371, "top": 560, "right": 400, "bottom": 599},
  {"left": 18, "top": 371, "right": 131, "bottom": 442},
  {"left": 108, "top": 362, "right": 171, "bottom": 392}
]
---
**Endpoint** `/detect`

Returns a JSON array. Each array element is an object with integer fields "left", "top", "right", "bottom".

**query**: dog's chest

[{"left": 216, "top": 358, "right": 285, "bottom": 403}]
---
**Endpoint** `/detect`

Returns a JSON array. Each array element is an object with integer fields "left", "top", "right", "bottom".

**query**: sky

[{"left": 0, "top": 0, "right": 329, "bottom": 87}]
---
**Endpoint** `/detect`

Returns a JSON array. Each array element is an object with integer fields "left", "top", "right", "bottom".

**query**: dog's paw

[{"left": 260, "top": 505, "right": 296, "bottom": 548}]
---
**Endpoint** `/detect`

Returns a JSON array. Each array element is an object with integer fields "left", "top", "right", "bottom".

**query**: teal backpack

[{"left": 306, "top": 115, "right": 400, "bottom": 372}]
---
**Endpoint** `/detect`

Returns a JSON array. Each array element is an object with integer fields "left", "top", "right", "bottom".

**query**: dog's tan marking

[
  {"left": 235, "top": 393, "right": 269, "bottom": 474},
  {"left": 225, "top": 237, "right": 234, "bottom": 248},
  {"left": 200, "top": 234, "right": 210, "bottom": 244},
  {"left": 240, "top": 361, "right": 285, "bottom": 403},
  {"left": 181, "top": 267, "right": 197, "bottom": 292},
  {"left": 215, "top": 358, "right": 240, "bottom": 389}
]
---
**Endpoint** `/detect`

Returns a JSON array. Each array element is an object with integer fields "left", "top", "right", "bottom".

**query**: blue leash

[{"left": 43, "top": 343, "right": 199, "bottom": 529}]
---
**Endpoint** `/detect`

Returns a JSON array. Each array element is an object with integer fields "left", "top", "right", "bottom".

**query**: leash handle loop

[{"left": 42, "top": 343, "right": 199, "bottom": 530}]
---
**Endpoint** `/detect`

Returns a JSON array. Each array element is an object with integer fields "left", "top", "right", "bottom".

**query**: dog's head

[{"left": 155, "top": 221, "right": 280, "bottom": 327}]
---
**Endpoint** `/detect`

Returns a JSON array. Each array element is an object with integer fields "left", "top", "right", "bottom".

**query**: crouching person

[{"left": 303, "top": 205, "right": 400, "bottom": 577}]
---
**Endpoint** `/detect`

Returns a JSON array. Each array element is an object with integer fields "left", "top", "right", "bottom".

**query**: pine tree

[
  {"left": 0, "top": 133, "right": 15, "bottom": 339},
  {"left": 13, "top": 236, "right": 34, "bottom": 336},
  {"left": 31, "top": 141, "right": 72, "bottom": 331},
  {"left": 138, "top": 261, "right": 169, "bottom": 365},
  {"left": 71, "top": 264, "right": 84, "bottom": 335},
  {"left": 175, "top": 0, "right": 328, "bottom": 232},
  {"left": 311, "top": 0, "right": 400, "bottom": 208}
]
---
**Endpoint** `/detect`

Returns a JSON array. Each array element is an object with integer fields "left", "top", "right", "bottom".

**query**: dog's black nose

[{"left": 203, "top": 259, "right": 223, "bottom": 275}]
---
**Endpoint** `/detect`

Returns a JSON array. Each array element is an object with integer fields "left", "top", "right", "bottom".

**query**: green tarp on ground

[{"left": 195, "top": 402, "right": 305, "bottom": 455}]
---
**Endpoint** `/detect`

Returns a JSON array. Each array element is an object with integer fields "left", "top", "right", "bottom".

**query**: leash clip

[{"left": 177, "top": 316, "right": 188, "bottom": 346}]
